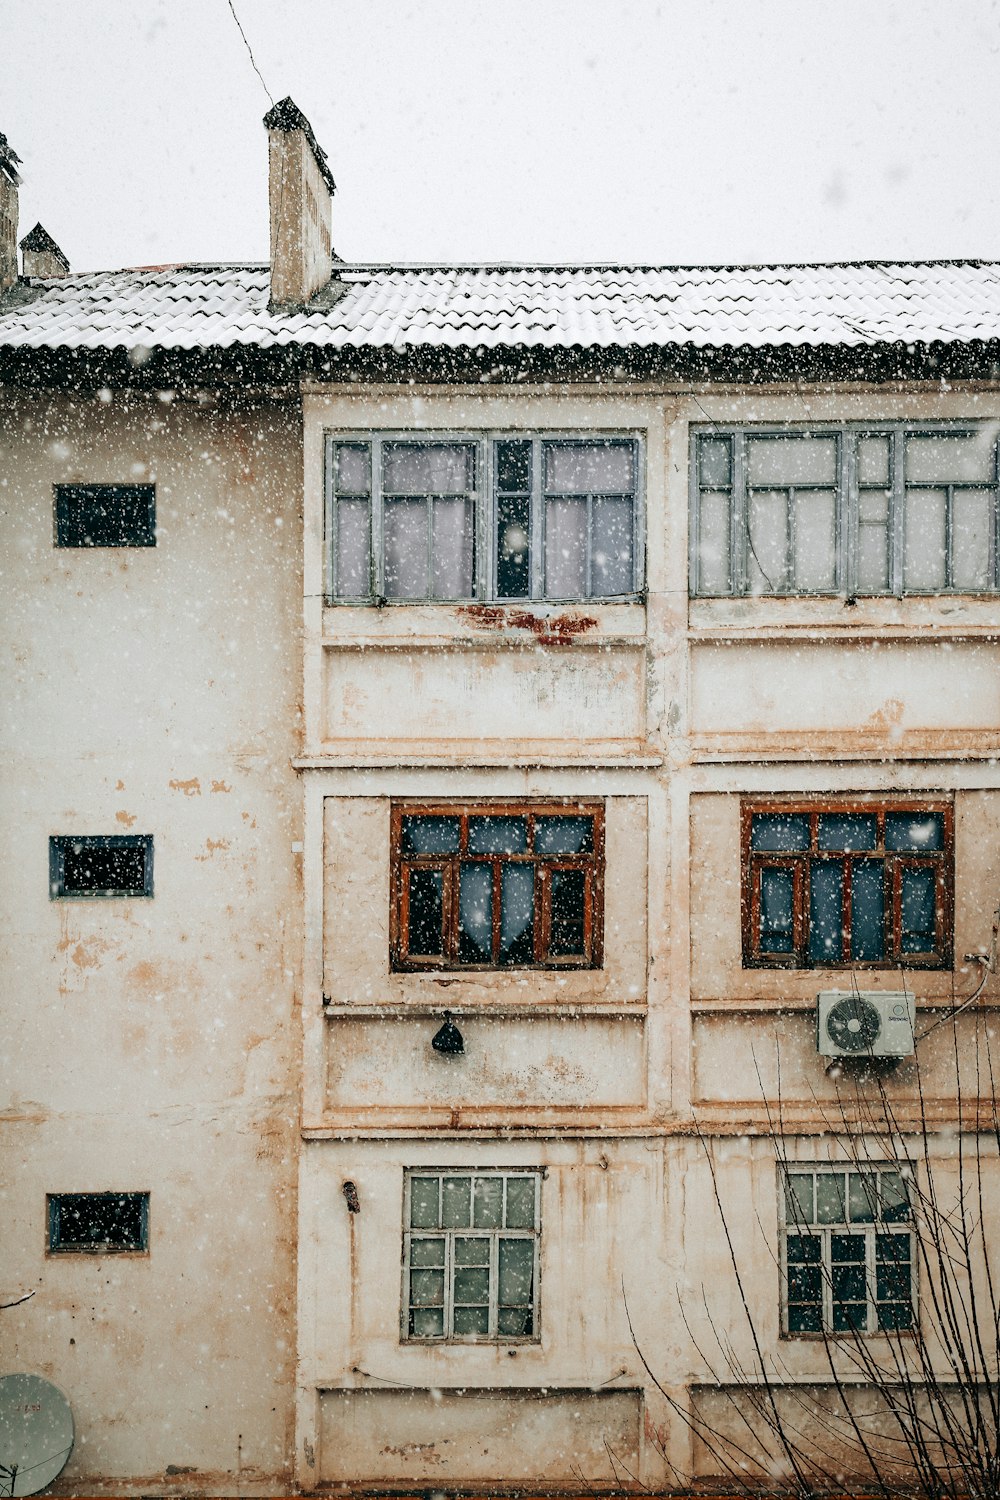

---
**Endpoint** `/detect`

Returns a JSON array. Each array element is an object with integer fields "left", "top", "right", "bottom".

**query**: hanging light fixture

[{"left": 431, "top": 1011, "right": 464, "bottom": 1055}]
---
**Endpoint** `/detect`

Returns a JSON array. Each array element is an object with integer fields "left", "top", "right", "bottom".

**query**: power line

[{"left": 224, "top": 0, "right": 274, "bottom": 106}]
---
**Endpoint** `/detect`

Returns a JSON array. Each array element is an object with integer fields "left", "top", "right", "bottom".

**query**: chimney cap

[
  {"left": 0, "top": 131, "right": 23, "bottom": 187},
  {"left": 19, "top": 222, "right": 69, "bottom": 270},
  {"left": 263, "top": 96, "right": 336, "bottom": 195}
]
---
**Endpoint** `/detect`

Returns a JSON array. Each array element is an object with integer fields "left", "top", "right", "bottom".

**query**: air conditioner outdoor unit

[{"left": 817, "top": 991, "right": 915, "bottom": 1059}]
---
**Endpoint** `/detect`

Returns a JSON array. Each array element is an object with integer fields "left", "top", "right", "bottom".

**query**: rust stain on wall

[
  {"left": 115, "top": 809, "right": 137, "bottom": 827},
  {"left": 169, "top": 777, "right": 202, "bottom": 796},
  {"left": 210, "top": 779, "right": 232, "bottom": 793},
  {"left": 457, "top": 604, "right": 599, "bottom": 645},
  {"left": 195, "top": 838, "right": 231, "bottom": 861}
]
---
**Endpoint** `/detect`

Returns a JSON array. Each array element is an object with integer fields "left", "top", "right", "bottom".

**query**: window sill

[
  {"left": 690, "top": 593, "right": 1000, "bottom": 639},
  {"left": 322, "top": 1001, "right": 647, "bottom": 1019}
]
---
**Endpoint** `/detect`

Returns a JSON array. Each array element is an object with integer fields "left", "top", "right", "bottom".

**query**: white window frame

[
  {"left": 690, "top": 421, "right": 1000, "bottom": 597},
  {"left": 779, "top": 1162, "right": 916, "bottom": 1338},
  {"left": 401, "top": 1168, "right": 542, "bottom": 1344},
  {"left": 325, "top": 431, "right": 645, "bottom": 604}
]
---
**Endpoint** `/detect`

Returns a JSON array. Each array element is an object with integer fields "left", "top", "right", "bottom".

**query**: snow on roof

[{"left": 2, "top": 261, "right": 1000, "bottom": 353}]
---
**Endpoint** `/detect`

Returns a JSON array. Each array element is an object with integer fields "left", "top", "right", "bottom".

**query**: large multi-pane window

[
  {"left": 403, "top": 1170, "right": 541, "bottom": 1342},
  {"left": 691, "top": 423, "right": 1000, "bottom": 596},
  {"left": 391, "top": 803, "right": 603, "bottom": 971},
  {"left": 327, "top": 434, "right": 641, "bottom": 602},
  {"left": 742, "top": 800, "right": 952, "bottom": 969},
  {"left": 782, "top": 1165, "right": 914, "bottom": 1336}
]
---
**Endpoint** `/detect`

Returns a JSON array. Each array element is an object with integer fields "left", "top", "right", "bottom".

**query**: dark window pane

[
  {"left": 409, "top": 1237, "right": 445, "bottom": 1267},
  {"left": 786, "top": 1233, "right": 822, "bottom": 1263},
  {"left": 831, "top": 1233, "right": 866, "bottom": 1263},
  {"left": 785, "top": 1176, "right": 814, "bottom": 1226},
  {"left": 409, "top": 1178, "right": 440, "bottom": 1228},
  {"left": 454, "top": 1237, "right": 490, "bottom": 1267},
  {"left": 472, "top": 1179, "right": 503, "bottom": 1229},
  {"left": 453, "top": 1305, "right": 490, "bottom": 1336},
  {"left": 400, "top": 816, "right": 460, "bottom": 855},
  {"left": 498, "top": 1238, "right": 534, "bottom": 1306},
  {"left": 54, "top": 485, "right": 156, "bottom": 547},
  {"left": 51, "top": 836, "right": 152, "bottom": 898},
  {"left": 850, "top": 859, "right": 885, "bottom": 961},
  {"left": 787, "top": 1301, "right": 823, "bottom": 1333},
  {"left": 876, "top": 1232, "right": 911, "bottom": 1263},
  {"left": 815, "top": 1175, "right": 847, "bottom": 1225},
  {"left": 406, "top": 869, "right": 443, "bottom": 956},
  {"left": 497, "top": 439, "right": 532, "bottom": 492},
  {"left": 409, "top": 1268, "right": 445, "bottom": 1306},
  {"left": 459, "top": 863, "right": 493, "bottom": 961},
  {"left": 751, "top": 814, "right": 810, "bottom": 852},
  {"left": 818, "top": 814, "right": 877, "bottom": 851},
  {"left": 832, "top": 1300, "right": 868, "bottom": 1333},
  {"left": 885, "top": 812, "right": 944, "bottom": 852},
  {"left": 468, "top": 816, "right": 528, "bottom": 854},
  {"left": 809, "top": 860, "right": 844, "bottom": 963},
  {"left": 878, "top": 1302, "right": 913, "bottom": 1330},
  {"left": 760, "top": 867, "right": 794, "bottom": 951},
  {"left": 879, "top": 1174, "right": 911, "bottom": 1223},
  {"left": 848, "top": 1173, "right": 878, "bottom": 1223},
  {"left": 549, "top": 868, "right": 586, "bottom": 956},
  {"left": 876, "top": 1263, "right": 911, "bottom": 1303},
  {"left": 498, "top": 1305, "right": 533, "bottom": 1336},
  {"left": 499, "top": 864, "right": 534, "bottom": 964},
  {"left": 788, "top": 1263, "right": 822, "bottom": 1304},
  {"left": 409, "top": 1307, "right": 444, "bottom": 1337},
  {"left": 900, "top": 866, "right": 937, "bottom": 952},
  {"left": 534, "top": 815, "right": 594, "bottom": 855},
  {"left": 496, "top": 491, "right": 531, "bottom": 598},
  {"left": 504, "top": 1178, "right": 536, "bottom": 1229},
  {"left": 50, "top": 1192, "right": 147, "bottom": 1251},
  {"left": 454, "top": 1267, "right": 490, "bottom": 1304},
  {"left": 441, "top": 1177, "right": 471, "bottom": 1228}
]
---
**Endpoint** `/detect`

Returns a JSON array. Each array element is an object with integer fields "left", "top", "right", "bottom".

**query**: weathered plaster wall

[{"left": 0, "top": 391, "right": 302, "bottom": 1493}]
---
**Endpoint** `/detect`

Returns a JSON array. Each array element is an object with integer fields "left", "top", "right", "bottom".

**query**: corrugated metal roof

[{"left": 2, "top": 261, "right": 1000, "bottom": 352}]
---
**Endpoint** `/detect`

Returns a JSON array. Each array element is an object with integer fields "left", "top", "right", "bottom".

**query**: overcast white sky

[{"left": 2, "top": 0, "right": 1000, "bottom": 271}]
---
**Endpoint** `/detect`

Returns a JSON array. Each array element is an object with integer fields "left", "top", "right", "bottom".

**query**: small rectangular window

[
  {"left": 403, "top": 1170, "right": 540, "bottom": 1341},
  {"left": 781, "top": 1165, "right": 913, "bottom": 1336},
  {"left": 48, "top": 1192, "right": 149, "bottom": 1253},
  {"left": 742, "top": 800, "right": 951, "bottom": 969},
  {"left": 391, "top": 803, "right": 603, "bottom": 970},
  {"left": 49, "top": 835, "right": 154, "bottom": 898},
  {"left": 54, "top": 485, "right": 156, "bottom": 547}
]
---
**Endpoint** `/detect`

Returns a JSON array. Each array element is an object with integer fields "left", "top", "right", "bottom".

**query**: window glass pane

[
  {"left": 747, "top": 436, "right": 837, "bottom": 486},
  {"left": 534, "top": 816, "right": 593, "bottom": 855},
  {"left": 904, "top": 488, "right": 947, "bottom": 590},
  {"left": 548, "top": 868, "right": 586, "bottom": 956},
  {"left": 699, "top": 435, "right": 732, "bottom": 486},
  {"left": 383, "top": 497, "right": 428, "bottom": 598},
  {"left": 544, "top": 441, "right": 634, "bottom": 494},
  {"left": 454, "top": 1267, "right": 490, "bottom": 1303},
  {"left": 951, "top": 489, "right": 993, "bottom": 590},
  {"left": 809, "top": 860, "right": 844, "bottom": 963},
  {"left": 751, "top": 814, "right": 810, "bottom": 852},
  {"left": 497, "top": 439, "right": 532, "bottom": 492},
  {"left": 410, "top": 1307, "right": 444, "bottom": 1337},
  {"left": 468, "top": 816, "right": 528, "bottom": 854},
  {"left": 453, "top": 1305, "right": 490, "bottom": 1336},
  {"left": 441, "top": 1177, "right": 472, "bottom": 1229},
  {"left": 760, "top": 867, "right": 794, "bottom": 952},
  {"left": 876, "top": 1233, "right": 911, "bottom": 1265},
  {"left": 498, "top": 1305, "right": 533, "bottom": 1336},
  {"left": 51, "top": 1193, "right": 145, "bottom": 1249},
  {"left": 900, "top": 866, "right": 937, "bottom": 952},
  {"left": 876, "top": 1261, "right": 911, "bottom": 1305},
  {"left": 498, "top": 1238, "right": 534, "bottom": 1306},
  {"left": 850, "top": 859, "right": 885, "bottom": 961},
  {"left": 410, "top": 1178, "right": 440, "bottom": 1228},
  {"left": 334, "top": 442, "right": 371, "bottom": 494},
  {"left": 58, "top": 839, "right": 150, "bottom": 897},
  {"left": 747, "top": 490, "right": 788, "bottom": 592},
  {"left": 878, "top": 1300, "right": 913, "bottom": 1330},
  {"left": 785, "top": 1174, "right": 814, "bottom": 1225},
  {"left": 505, "top": 1178, "right": 536, "bottom": 1229},
  {"left": 384, "top": 442, "right": 473, "bottom": 494},
  {"left": 472, "top": 1178, "right": 503, "bottom": 1229},
  {"left": 818, "top": 814, "right": 877, "bottom": 851},
  {"left": 591, "top": 496, "right": 634, "bottom": 596},
  {"left": 905, "top": 431, "right": 995, "bottom": 483},
  {"left": 848, "top": 1173, "right": 878, "bottom": 1223},
  {"left": 857, "top": 489, "right": 891, "bottom": 592},
  {"left": 54, "top": 485, "right": 156, "bottom": 548},
  {"left": 454, "top": 1236, "right": 490, "bottom": 1266},
  {"left": 406, "top": 868, "right": 444, "bottom": 957},
  {"left": 815, "top": 1172, "right": 847, "bottom": 1225},
  {"left": 880, "top": 1172, "right": 910, "bottom": 1222},
  {"left": 432, "top": 497, "right": 475, "bottom": 598},
  {"left": 496, "top": 492, "right": 531, "bottom": 598},
  {"left": 333, "top": 498, "right": 370, "bottom": 598},
  {"left": 787, "top": 1300, "right": 823, "bottom": 1333},
  {"left": 410, "top": 1237, "right": 445, "bottom": 1267},
  {"left": 459, "top": 862, "right": 493, "bottom": 962},
  {"left": 499, "top": 864, "right": 535, "bottom": 964},
  {"left": 786, "top": 1232, "right": 822, "bottom": 1263},
  {"left": 401, "top": 816, "right": 461, "bottom": 855},
  {"left": 697, "top": 490, "right": 732, "bottom": 593},
  {"left": 545, "top": 496, "right": 588, "bottom": 597},
  {"left": 857, "top": 435, "right": 890, "bottom": 486},
  {"left": 792, "top": 489, "right": 837, "bottom": 591},
  {"left": 409, "top": 1268, "right": 445, "bottom": 1306},
  {"left": 885, "top": 812, "right": 944, "bottom": 851}
]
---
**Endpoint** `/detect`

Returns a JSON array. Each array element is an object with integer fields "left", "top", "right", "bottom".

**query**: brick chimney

[
  {"left": 264, "top": 97, "right": 337, "bottom": 311},
  {"left": 20, "top": 222, "right": 69, "bottom": 278},
  {"left": 0, "top": 130, "right": 22, "bottom": 294}
]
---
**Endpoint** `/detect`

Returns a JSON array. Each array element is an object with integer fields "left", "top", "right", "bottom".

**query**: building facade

[{"left": 2, "top": 106, "right": 999, "bottom": 1495}]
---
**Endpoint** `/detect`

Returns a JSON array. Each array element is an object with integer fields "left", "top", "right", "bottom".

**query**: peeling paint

[{"left": 168, "top": 777, "right": 201, "bottom": 796}]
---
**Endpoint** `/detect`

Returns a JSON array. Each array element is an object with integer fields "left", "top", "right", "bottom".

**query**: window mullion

[
  {"left": 489, "top": 1231, "right": 499, "bottom": 1339},
  {"left": 530, "top": 438, "right": 544, "bottom": 599},
  {"left": 324, "top": 434, "right": 336, "bottom": 601},
  {"left": 445, "top": 1233, "right": 455, "bottom": 1340},
  {"left": 372, "top": 436, "right": 384, "bottom": 599},
  {"left": 945, "top": 483, "right": 955, "bottom": 591},
  {"left": 481, "top": 437, "right": 492, "bottom": 600},
  {"left": 840, "top": 431, "right": 853, "bottom": 596}
]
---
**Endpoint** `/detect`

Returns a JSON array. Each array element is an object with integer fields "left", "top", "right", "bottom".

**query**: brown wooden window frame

[
  {"left": 741, "top": 798, "right": 953, "bottom": 970},
  {"left": 390, "top": 801, "right": 605, "bottom": 972}
]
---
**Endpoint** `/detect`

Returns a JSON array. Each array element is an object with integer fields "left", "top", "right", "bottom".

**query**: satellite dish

[{"left": 0, "top": 1375, "right": 74, "bottom": 1496}]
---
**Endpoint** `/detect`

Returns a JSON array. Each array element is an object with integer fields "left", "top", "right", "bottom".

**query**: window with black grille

[
  {"left": 49, "top": 835, "right": 154, "bottom": 898},
  {"left": 48, "top": 1192, "right": 149, "bottom": 1253},
  {"left": 54, "top": 484, "right": 156, "bottom": 547}
]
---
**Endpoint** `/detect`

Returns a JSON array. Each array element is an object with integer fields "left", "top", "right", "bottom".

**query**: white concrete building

[{"left": 2, "top": 105, "right": 999, "bottom": 1495}]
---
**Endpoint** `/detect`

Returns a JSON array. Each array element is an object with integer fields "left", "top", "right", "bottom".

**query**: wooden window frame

[
  {"left": 390, "top": 802, "right": 605, "bottom": 972},
  {"left": 741, "top": 798, "right": 953, "bottom": 970},
  {"left": 401, "top": 1169, "right": 542, "bottom": 1344}
]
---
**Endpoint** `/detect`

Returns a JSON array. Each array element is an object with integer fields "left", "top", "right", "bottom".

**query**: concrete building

[{"left": 2, "top": 103, "right": 999, "bottom": 1495}]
